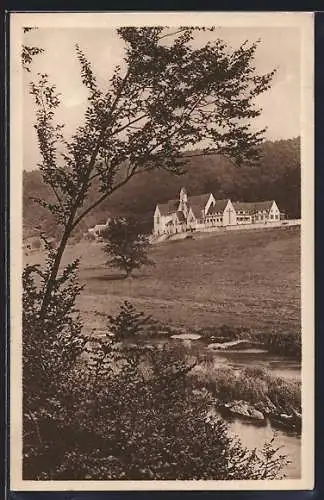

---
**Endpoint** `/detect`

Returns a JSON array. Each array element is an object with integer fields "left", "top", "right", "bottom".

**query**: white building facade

[{"left": 153, "top": 188, "right": 281, "bottom": 236}]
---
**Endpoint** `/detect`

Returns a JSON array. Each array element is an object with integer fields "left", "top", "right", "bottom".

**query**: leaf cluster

[
  {"left": 23, "top": 289, "right": 288, "bottom": 481},
  {"left": 23, "top": 239, "right": 86, "bottom": 414},
  {"left": 102, "top": 217, "right": 155, "bottom": 276},
  {"left": 22, "top": 28, "right": 286, "bottom": 482}
]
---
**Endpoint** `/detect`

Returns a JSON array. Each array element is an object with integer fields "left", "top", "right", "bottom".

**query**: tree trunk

[
  {"left": 39, "top": 221, "right": 73, "bottom": 322},
  {"left": 124, "top": 269, "right": 133, "bottom": 279}
]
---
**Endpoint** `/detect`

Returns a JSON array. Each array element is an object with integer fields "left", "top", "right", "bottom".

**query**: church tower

[{"left": 179, "top": 187, "right": 188, "bottom": 216}]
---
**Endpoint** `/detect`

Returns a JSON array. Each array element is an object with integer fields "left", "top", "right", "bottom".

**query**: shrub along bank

[{"left": 190, "top": 362, "right": 301, "bottom": 432}]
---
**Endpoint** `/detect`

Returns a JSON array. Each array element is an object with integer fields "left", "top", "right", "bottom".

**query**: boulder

[
  {"left": 171, "top": 333, "right": 201, "bottom": 340},
  {"left": 265, "top": 397, "right": 278, "bottom": 413},
  {"left": 292, "top": 408, "right": 302, "bottom": 420},
  {"left": 255, "top": 398, "right": 277, "bottom": 415},
  {"left": 207, "top": 339, "right": 252, "bottom": 350},
  {"left": 280, "top": 413, "right": 293, "bottom": 421},
  {"left": 269, "top": 412, "right": 301, "bottom": 432},
  {"left": 227, "top": 400, "right": 265, "bottom": 421},
  {"left": 248, "top": 407, "right": 265, "bottom": 421}
]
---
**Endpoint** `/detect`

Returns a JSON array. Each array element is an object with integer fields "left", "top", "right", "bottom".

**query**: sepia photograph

[{"left": 10, "top": 12, "right": 314, "bottom": 491}]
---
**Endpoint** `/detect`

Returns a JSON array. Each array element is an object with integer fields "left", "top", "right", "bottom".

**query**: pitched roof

[
  {"left": 207, "top": 199, "right": 230, "bottom": 215},
  {"left": 176, "top": 211, "right": 186, "bottom": 223},
  {"left": 233, "top": 201, "right": 275, "bottom": 213},
  {"left": 188, "top": 193, "right": 211, "bottom": 218},
  {"left": 157, "top": 199, "right": 179, "bottom": 216}
]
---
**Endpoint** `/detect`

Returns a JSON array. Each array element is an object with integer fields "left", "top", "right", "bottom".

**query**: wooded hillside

[{"left": 23, "top": 137, "right": 300, "bottom": 238}]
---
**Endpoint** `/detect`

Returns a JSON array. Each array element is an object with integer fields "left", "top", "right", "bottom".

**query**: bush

[
  {"left": 191, "top": 362, "right": 301, "bottom": 414},
  {"left": 107, "top": 300, "right": 160, "bottom": 340},
  {"left": 252, "top": 330, "right": 301, "bottom": 359},
  {"left": 23, "top": 292, "right": 289, "bottom": 481},
  {"left": 266, "top": 375, "right": 301, "bottom": 413},
  {"left": 85, "top": 231, "right": 96, "bottom": 241},
  {"left": 24, "top": 341, "right": 289, "bottom": 480}
]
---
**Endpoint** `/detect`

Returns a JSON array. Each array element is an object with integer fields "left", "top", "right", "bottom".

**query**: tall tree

[
  {"left": 28, "top": 27, "right": 275, "bottom": 327},
  {"left": 102, "top": 218, "right": 154, "bottom": 278},
  {"left": 22, "top": 27, "right": 285, "bottom": 480}
]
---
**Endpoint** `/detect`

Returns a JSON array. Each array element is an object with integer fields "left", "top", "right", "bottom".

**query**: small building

[
  {"left": 232, "top": 201, "right": 280, "bottom": 224},
  {"left": 88, "top": 218, "right": 111, "bottom": 239}
]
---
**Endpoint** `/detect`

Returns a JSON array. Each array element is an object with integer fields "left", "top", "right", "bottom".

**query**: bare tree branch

[{"left": 158, "top": 29, "right": 187, "bottom": 41}]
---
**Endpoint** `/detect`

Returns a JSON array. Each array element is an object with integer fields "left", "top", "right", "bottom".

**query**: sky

[{"left": 23, "top": 26, "right": 301, "bottom": 171}]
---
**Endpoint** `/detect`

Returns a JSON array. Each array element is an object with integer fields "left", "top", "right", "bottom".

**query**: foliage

[
  {"left": 261, "top": 331, "right": 301, "bottom": 360},
  {"left": 22, "top": 28, "right": 44, "bottom": 72},
  {"left": 22, "top": 27, "right": 287, "bottom": 481},
  {"left": 24, "top": 27, "right": 276, "bottom": 259},
  {"left": 102, "top": 217, "right": 154, "bottom": 277},
  {"left": 24, "top": 300, "right": 289, "bottom": 480},
  {"left": 23, "top": 137, "right": 301, "bottom": 235},
  {"left": 107, "top": 299, "right": 159, "bottom": 340},
  {"left": 23, "top": 235, "right": 86, "bottom": 415},
  {"left": 266, "top": 374, "right": 301, "bottom": 413},
  {"left": 248, "top": 330, "right": 301, "bottom": 360},
  {"left": 191, "top": 363, "right": 301, "bottom": 414},
  {"left": 24, "top": 25, "right": 275, "bottom": 329}
]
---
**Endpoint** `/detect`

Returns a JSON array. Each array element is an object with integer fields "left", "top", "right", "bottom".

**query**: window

[{"left": 156, "top": 216, "right": 160, "bottom": 224}]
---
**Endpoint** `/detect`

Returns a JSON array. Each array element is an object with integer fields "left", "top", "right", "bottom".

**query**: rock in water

[
  {"left": 248, "top": 407, "right": 265, "bottom": 421},
  {"left": 171, "top": 333, "right": 202, "bottom": 340},
  {"left": 227, "top": 400, "right": 265, "bottom": 421},
  {"left": 255, "top": 399, "right": 277, "bottom": 415}
]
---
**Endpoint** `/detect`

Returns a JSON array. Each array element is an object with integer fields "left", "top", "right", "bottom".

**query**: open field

[{"left": 25, "top": 226, "right": 301, "bottom": 335}]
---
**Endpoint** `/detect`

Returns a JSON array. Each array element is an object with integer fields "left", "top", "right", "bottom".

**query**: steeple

[
  {"left": 179, "top": 187, "right": 188, "bottom": 204},
  {"left": 179, "top": 187, "right": 188, "bottom": 216}
]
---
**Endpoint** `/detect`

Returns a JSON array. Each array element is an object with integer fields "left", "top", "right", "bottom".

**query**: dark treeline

[{"left": 23, "top": 137, "right": 300, "bottom": 238}]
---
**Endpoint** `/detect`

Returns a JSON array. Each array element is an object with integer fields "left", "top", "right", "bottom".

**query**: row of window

[
  {"left": 156, "top": 213, "right": 280, "bottom": 225},
  {"left": 237, "top": 216, "right": 251, "bottom": 222},
  {"left": 206, "top": 217, "right": 223, "bottom": 223},
  {"left": 237, "top": 209, "right": 269, "bottom": 214}
]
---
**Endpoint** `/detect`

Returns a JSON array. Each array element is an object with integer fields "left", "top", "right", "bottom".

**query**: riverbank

[
  {"left": 86, "top": 308, "right": 301, "bottom": 434},
  {"left": 191, "top": 362, "right": 301, "bottom": 434},
  {"left": 87, "top": 328, "right": 302, "bottom": 435},
  {"left": 90, "top": 315, "right": 301, "bottom": 361},
  {"left": 168, "top": 324, "right": 301, "bottom": 360}
]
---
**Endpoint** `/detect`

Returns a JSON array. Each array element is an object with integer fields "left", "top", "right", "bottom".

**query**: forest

[{"left": 23, "top": 137, "right": 300, "bottom": 238}]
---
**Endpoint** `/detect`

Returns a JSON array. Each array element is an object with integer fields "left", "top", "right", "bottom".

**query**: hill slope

[
  {"left": 23, "top": 137, "right": 300, "bottom": 237},
  {"left": 25, "top": 225, "right": 301, "bottom": 333}
]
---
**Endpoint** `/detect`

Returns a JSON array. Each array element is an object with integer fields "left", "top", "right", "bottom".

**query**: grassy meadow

[{"left": 25, "top": 226, "right": 301, "bottom": 337}]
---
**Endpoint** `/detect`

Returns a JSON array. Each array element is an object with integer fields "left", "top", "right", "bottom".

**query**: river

[
  {"left": 89, "top": 333, "right": 302, "bottom": 479},
  {"left": 226, "top": 413, "right": 301, "bottom": 478},
  {"left": 140, "top": 335, "right": 301, "bottom": 381},
  {"left": 156, "top": 337, "right": 302, "bottom": 479},
  {"left": 200, "top": 348, "right": 301, "bottom": 381}
]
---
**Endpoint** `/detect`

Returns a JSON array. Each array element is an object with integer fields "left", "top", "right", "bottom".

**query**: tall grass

[
  {"left": 191, "top": 362, "right": 301, "bottom": 414},
  {"left": 260, "top": 331, "right": 301, "bottom": 360}
]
